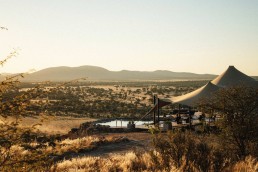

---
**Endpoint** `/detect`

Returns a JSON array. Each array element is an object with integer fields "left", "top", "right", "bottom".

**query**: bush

[
  {"left": 199, "top": 86, "right": 258, "bottom": 158},
  {"left": 151, "top": 131, "right": 240, "bottom": 172}
]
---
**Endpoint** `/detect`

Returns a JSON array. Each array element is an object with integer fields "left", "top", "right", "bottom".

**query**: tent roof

[
  {"left": 158, "top": 66, "right": 258, "bottom": 108},
  {"left": 167, "top": 81, "right": 220, "bottom": 106},
  {"left": 211, "top": 66, "right": 257, "bottom": 88}
]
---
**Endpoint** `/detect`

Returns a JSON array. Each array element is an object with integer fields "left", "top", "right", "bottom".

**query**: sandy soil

[{"left": 0, "top": 116, "right": 96, "bottom": 135}]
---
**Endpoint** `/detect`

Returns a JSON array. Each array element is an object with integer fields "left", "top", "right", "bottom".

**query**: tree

[
  {"left": 0, "top": 45, "right": 85, "bottom": 171},
  {"left": 199, "top": 85, "right": 258, "bottom": 158}
]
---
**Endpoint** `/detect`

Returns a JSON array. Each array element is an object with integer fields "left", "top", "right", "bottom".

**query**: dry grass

[
  {"left": 1, "top": 134, "right": 132, "bottom": 171},
  {"left": 53, "top": 136, "right": 101, "bottom": 154},
  {"left": 232, "top": 156, "right": 258, "bottom": 172},
  {"left": 52, "top": 151, "right": 176, "bottom": 172},
  {"left": 1, "top": 130, "right": 258, "bottom": 172},
  {"left": 52, "top": 152, "right": 258, "bottom": 172},
  {"left": 0, "top": 116, "right": 95, "bottom": 134}
]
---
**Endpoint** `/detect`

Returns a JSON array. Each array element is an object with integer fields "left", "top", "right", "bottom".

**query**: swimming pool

[{"left": 97, "top": 120, "right": 152, "bottom": 127}]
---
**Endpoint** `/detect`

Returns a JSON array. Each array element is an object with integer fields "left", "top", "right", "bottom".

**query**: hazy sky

[{"left": 1, "top": 0, "right": 258, "bottom": 75}]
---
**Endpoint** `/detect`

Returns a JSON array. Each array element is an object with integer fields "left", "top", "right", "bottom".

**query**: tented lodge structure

[
  {"left": 161, "top": 65, "right": 258, "bottom": 107},
  {"left": 145, "top": 66, "right": 258, "bottom": 124}
]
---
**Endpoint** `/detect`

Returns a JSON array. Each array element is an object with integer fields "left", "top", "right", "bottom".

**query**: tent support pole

[
  {"left": 153, "top": 95, "right": 156, "bottom": 125},
  {"left": 178, "top": 104, "right": 181, "bottom": 118},
  {"left": 189, "top": 106, "right": 192, "bottom": 129},
  {"left": 157, "top": 98, "right": 160, "bottom": 124}
]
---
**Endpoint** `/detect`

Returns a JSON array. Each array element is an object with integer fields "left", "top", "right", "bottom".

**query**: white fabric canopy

[
  {"left": 158, "top": 66, "right": 257, "bottom": 107},
  {"left": 163, "top": 82, "right": 219, "bottom": 107},
  {"left": 211, "top": 66, "right": 257, "bottom": 88}
]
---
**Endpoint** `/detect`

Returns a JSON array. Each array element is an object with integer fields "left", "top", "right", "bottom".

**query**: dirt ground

[
  {"left": 1, "top": 115, "right": 154, "bottom": 158},
  {"left": 0, "top": 116, "right": 96, "bottom": 135},
  {"left": 69, "top": 132, "right": 153, "bottom": 159}
]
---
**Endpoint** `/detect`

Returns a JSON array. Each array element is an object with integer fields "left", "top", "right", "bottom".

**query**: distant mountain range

[
  {"left": 1, "top": 65, "right": 217, "bottom": 82},
  {"left": 2, "top": 65, "right": 257, "bottom": 82}
]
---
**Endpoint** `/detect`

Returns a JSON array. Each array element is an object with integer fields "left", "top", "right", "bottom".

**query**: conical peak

[
  {"left": 224, "top": 66, "right": 251, "bottom": 78},
  {"left": 206, "top": 81, "right": 217, "bottom": 87},
  {"left": 171, "top": 81, "right": 219, "bottom": 106},
  {"left": 227, "top": 65, "right": 237, "bottom": 72},
  {"left": 203, "top": 81, "right": 219, "bottom": 91},
  {"left": 206, "top": 81, "right": 212, "bottom": 85},
  {"left": 212, "top": 66, "right": 256, "bottom": 87},
  {"left": 205, "top": 81, "right": 212, "bottom": 88}
]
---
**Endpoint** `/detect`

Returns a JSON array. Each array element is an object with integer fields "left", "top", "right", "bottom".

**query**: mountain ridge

[{"left": 2, "top": 65, "right": 220, "bottom": 81}]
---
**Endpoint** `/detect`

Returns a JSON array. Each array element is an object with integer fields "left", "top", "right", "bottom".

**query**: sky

[{"left": 0, "top": 0, "right": 258, "bottom": 75}]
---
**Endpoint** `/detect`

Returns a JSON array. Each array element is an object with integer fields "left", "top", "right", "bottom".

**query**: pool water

[
  {"left": 97, "top": 118, "right": 215, "bottom": 128},
  {"left": 97, "top": 120, "right": 152, "bottom": 127}
]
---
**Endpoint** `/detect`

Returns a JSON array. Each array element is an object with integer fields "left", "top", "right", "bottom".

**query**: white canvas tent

[
  {"left": 159, "top": 66, "right": 257, "bottom": 107},
  {"left": 165, "top": 81, "right": 220, "bottom": 107},
  {"left": 211, "top": 66, "right": 258, "bottom": 88},
  {"left": 146, "top": 66, "right": 257, "bottom": 114}
]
